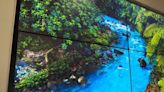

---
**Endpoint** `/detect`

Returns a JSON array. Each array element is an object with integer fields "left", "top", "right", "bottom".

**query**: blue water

[
  {"left": 15, "top": 15, "right": 154, "bottom": 92},
  {"left": 56, "top": 15, "right": 154, "bottom": 92}
]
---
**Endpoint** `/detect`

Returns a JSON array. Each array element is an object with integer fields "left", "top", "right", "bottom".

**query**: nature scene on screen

[{"left": 14, "top": 0, "right": 164, "bottom": 92}]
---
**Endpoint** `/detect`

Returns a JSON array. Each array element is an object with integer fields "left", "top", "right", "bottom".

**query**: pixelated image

[{"left": 11, "top": 0, "right": 164, "bottom": 92}]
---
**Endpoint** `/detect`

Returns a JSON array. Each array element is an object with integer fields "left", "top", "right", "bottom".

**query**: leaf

[
  {"left": 61, "top": 43, "right": 67, "bottom": 49},
  {"left": 158, "top": 78, "right": 164, "bottom": 92},
  {"left": 136, "top": 22, "right": 143, "bottom": 33},
  {"left": 151, "top": 32, "right": 161, "bottom": 46},
  {"left": 66, "top": 40, "right": 72, "bottom": 45},
  {"left": 143, "top": 24, "right": 158, "bottom": 38}
]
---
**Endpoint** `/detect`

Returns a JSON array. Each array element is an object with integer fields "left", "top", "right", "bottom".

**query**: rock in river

[
  {"left": 114, "top": 49, "right": 124, "bottom": 55},
  {"left": 70, "top": 74, "right": 76, "bottom": 80},
  {"left": 138, "top": 58, "right": 147, "bottom": 67},
  {"left": 63, "top": 79, "right": 71, "bottom": 85},
  {"left": 78, "top": 76, "right": 86, "bottom": 84}
]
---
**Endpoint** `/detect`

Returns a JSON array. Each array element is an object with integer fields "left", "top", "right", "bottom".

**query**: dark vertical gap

[{"left": 126, "top": 16, "right": 133, "bottom": 92}]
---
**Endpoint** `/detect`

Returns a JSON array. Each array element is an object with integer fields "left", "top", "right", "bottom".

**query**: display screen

[{"left": 9, "top": 0, "right": 164, "bottom": 92}]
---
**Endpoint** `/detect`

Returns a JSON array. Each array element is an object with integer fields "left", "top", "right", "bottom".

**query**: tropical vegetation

[
  {"left": 94, "top": 0, "right": 164, "bottom": 91},
  {"left": 15, "top": 0, "right": 164, "bottom": 91}
]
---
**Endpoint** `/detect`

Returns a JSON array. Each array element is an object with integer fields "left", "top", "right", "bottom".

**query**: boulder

[
  {"left": 122, "top": 33, "right": 130, "bottom": 38},
  {"left": 23, "top": 50, "right": 35, "bottom": 58},
  {"left": 70, "top": 74, "right": 76, "bottom": 80},
  {"left": 138, "top": 58, "right": 147, "bottom": 67},
  {"left": 118, "top": 65, "right": 124, "bottom": 69},
  {"left": 78, "top": 76, "right": 86, "bottom": 84},
  {"left": 114, "top": 49, "right": 124, "bottom": 55},
  {"left": 63, "top": 79, "right": 71, "bottom": 85},
  {"left": 47, "top": 82, "right": 51, "bottom": 88}
]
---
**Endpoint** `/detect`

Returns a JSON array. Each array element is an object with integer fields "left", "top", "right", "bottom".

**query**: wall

[
  {"left": 0, "top": 0, "right": 16, "bottom": 92},
  {"left": 0, "top": 0, "right": 163, "bottom": 92}
]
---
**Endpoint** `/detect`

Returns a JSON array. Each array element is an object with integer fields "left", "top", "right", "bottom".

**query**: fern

[
  {"left": 151, "top": 32, "right": 161, "bottom": 46},
  {"left": 143, "top": 24, "right": 158, "bottom": 38}
]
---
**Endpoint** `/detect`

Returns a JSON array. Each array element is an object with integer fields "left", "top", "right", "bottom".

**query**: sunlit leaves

[
  {"left": 61, "top": 40, "right": 72, "bottom": 50},
  {"left": 61, "top": 43, "right": 68, "bottom": 50},
  {"left": 136, "top": 22, "right": 143, "bottom": 33},
  {"left": 151, "top": 32, "right": 160, "bottom": 46},
  {"left": 18, "top": 0, "right": 115, "bottom": 47},
  {"left": 143, "top": 24, "right": 158, "bottom": 38},
  {"left": 66, "top": 40, "right": 72, "bottom": 45},
  {"left": 15, "top": 70, "right": 48, "bottom": 89},
  {"left": 158, "top": 78, "right": 164, "bottom": 92}
]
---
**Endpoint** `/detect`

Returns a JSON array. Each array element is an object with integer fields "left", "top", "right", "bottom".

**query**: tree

[{"left": 19, "top": 0, "right": 116, "bottom": 46}]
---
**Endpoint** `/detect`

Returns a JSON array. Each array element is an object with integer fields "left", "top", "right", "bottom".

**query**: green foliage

[
  {"left": 94, "top": 0, "right": 128, "bottom": 19},
  {"left": 158, "top": 78, "right": 164, "bottom": 92},
  {"left": 151, "top": 32, "right": 160, "bottom": 46},
  {"left": 90, "top": 0, "right": 164, "bottom": 91},
  {"left": 17, "top": 34, "right": 53, "bottom": 59},
  {"left": 136, "top": 22, "right": 143, "bottom": 33},
  {"left": 19, "top": 0, "right": 102, "bottom": 38},
  {"left": 90, "top": 44, "right": 102, "bottom": 50},
  {"left": 144, "top": 24, "right": 159, "bottom": 38},
  {"left": 15, "top": 70, "right": 48, "bottom": 89},
  {"left": 156, "top": 55, "right": 164, "bottom": 67},
  {"left": 143, "top": 24, "right": 164, "bottom": 60},
  {"left": 95, "top": 51, "right": 102, "bottom": 58},
  {"left": 146, "top": 41, "right": 156, "bottom": 56},
  {"left": 60, "top": 40, "right": 73, "bottom": 50},
  {"left": 49, "top": 59, "right": 70, "bottom": 76},
  {"left": 61, "top": 43, "right": 68, "bottom": 50},
  {"left": 19, "top": 0, "right": 118, "bottom": 47}
]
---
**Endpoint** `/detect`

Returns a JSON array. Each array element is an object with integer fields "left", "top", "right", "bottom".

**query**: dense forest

[
  {"left": 15, "top": 0, "right": 117, "bottom": 91},
  {"left": 14, "top": 0, "right": 164, "bottom": 92}
]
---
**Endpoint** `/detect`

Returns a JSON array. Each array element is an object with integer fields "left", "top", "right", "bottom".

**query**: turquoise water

[
  {"left": 15, "top": 15, "right": 154, "bottom": 92},
  {"left": 56, "top": 16, "right": 154, "bottom": 92}
]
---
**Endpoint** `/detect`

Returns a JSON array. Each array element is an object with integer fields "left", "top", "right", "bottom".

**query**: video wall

[{"left": 9, "top": 0, "right": 164, "bottom": 92}]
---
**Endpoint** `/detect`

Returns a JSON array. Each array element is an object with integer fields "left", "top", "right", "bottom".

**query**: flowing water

[
  {"left": 15, "top": 15, "right": 154, "bottom": 92},
  {"left": 57, "top": 15, "right": 154, "bottom": 92}
]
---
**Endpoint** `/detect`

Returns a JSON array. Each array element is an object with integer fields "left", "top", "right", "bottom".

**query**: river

[
  {"left": 56, "top": 15, "right": 155, "bottom": 92},
  {"left": 15, "top": 15, "right": 154, "bottom": 92}
]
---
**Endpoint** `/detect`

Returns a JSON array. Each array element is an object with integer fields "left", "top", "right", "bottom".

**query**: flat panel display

[{"left": 9, "top": 0, "right": 164, "bottom": 92}]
